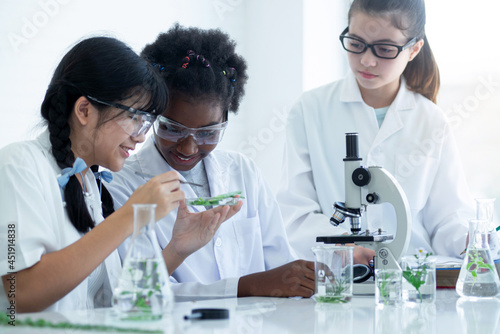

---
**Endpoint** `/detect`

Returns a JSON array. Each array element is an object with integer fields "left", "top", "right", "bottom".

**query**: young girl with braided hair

[
  {"left": 0, "top": 36, "right": 236, "bottom": 312},
  {"left": 278, "top": 0, "right": 474, "bottom": 262},
  {"left": 108, "top": 24, "right": 316, "bottom": 298}
]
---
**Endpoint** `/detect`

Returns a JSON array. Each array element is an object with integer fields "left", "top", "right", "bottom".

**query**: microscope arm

[{"left": 363, "top": 166, "right": 412, "bottom": 267}]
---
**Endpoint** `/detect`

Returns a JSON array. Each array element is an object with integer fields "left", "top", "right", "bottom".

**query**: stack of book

[{"left": 435, "top": 256, "right": 462, "bottom": 289}]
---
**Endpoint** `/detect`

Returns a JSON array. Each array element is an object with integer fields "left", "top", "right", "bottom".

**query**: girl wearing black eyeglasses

[{"left": 278, "top": 0, "right": 473, "bottom": 262}]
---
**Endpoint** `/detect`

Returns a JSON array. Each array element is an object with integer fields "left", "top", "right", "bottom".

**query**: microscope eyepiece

[{"left": 344, "top": 133, "right": 361, "bottom": 161}]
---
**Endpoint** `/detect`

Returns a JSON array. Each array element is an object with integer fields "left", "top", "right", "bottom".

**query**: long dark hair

[
  {"left": 41, "top": 37, "right": 168, "bottom": 233},
  {"left": 141, "top": 23, "right": 248, "bottom": 114},
  {"left": 348, "top": 0, "right": 440, "bottom": 103}
]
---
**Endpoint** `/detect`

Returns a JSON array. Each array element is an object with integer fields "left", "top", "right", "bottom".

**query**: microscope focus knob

[
  {"left": 352, "top": 167, "right": 371, "bottom": 187},
  {"left": 366, "top": 192, "right": 379, "bottom": 204}
]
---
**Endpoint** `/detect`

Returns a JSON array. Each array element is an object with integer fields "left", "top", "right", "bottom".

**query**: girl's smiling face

[
  {"left": 154, "top": 95, "right": 225, "bottom": 171},
  {"left": 70, "top": 97, "right": 150, "bottom": 172}
]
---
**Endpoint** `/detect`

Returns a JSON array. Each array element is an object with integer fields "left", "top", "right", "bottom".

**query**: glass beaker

[
  {"left": 456, "top": 219, "right": 500, "bottom": 299},
  {"left": 400, "top": 255, "right": 436, "bottom": 303},
  {"left": 113, "top": 204, "right": 174, "bottom": 320},
  {"left": 375, "top": 268, "right": 402, "bottom": 306},
  {"left": 476, "top": 198, "right": 500, "bottom": 262},
  {"left": 311, "top": 245, "right": 353, "bottom": 303}
]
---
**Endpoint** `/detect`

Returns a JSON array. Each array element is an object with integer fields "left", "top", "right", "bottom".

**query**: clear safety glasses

[
  {"left": 339, "top": 27, "right": 417, "bottom": 60},
  {"left": 154, "top": 115, "right": 228, "bottom": 145},
  {"left": 87, "top": 96, "right": 156, "bottom": 137}
]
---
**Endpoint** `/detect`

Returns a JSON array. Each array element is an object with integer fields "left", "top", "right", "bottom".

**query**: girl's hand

[
  {"left": 238, "top": 260, "right": 316, "bottom": 297},
  {"left": 124, "top": 171, "right": 185, "bottom": 226},
  {"left": 168, "top": 200, "right": 243, "bottom": 259}
]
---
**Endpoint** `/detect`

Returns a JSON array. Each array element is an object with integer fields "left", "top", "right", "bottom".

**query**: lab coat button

[{"left": 215, "top": 237, "right": 222, "bottom": 247}]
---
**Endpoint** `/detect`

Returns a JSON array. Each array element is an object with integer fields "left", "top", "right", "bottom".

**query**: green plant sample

[
  {"left": 402, "top": 250, "right": 432, "bottom": 302},
  {"left": 467, "top": 248, "right": 494, "bottom": 285},
  {"left": 120, "top": 260, "right": 163, "bottom": 320},
  {"left": 0, "top": 312, "right": 162, "bottom": 332},
  {"left": 317, "top": 276, "right": 350, "bottom": 303},
  {"left": 187, "top": 191, "right": 244, "bottom": 206},
  {"left": 378, "top": 271, "right": 398, "bottom": 305}
]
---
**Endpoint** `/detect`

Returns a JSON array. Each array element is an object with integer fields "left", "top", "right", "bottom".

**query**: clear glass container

[
  {"left": 400, "top": 255, "right": 436, "bottom": 303},
  {"left": 311, "top": 245, "right": 353, "bottom": 303},
  {"left": 113, "top": 204, "right": 174, "bottom": 320},
  {"left": 375, "top": 268, "right": 402, "bottom": 306},
  {"left": 476, "top": 198, "right": 500, "bottom": 262},
  {"left": 185, "top": 197, "right": 240, "bottom": 207},
  {"left": 456, "top": 218, "right": 500, "bottom": 299},
  {"left": 186, "top": 191, "right": 243, "bottom": 207}
]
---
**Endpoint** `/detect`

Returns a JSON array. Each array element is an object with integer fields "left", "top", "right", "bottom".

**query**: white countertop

[{"left": 3, "top": 290, "right": 500, "bottom": 333}]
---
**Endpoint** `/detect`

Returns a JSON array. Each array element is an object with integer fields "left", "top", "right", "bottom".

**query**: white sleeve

[
  {"left": 0, "top": 163, "right": 48, "bottom": 274},
  {"left": 170, "top": 277, "right": 240, "bottom": 299},
  {"left": 277, "top": 100, "right": 348, "bottom": 261}
]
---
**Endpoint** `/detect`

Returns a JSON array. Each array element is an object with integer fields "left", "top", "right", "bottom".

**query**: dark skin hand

[{"left": 237, "top": 260, "right": 315, "bottom": 298}]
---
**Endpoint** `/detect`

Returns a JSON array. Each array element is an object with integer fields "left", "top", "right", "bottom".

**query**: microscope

[{"left": 317, "top": 133, "right": 412, "bottom": 294}]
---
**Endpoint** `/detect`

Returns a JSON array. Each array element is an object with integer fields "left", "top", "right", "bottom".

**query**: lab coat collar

[
  {"left": 340, "top": 71, "right": 365, "bottom": 103},
  {"left": 204, "top": 149, "right": 233, "bottom": 196},
  {"left": 340, "top": 71, "right": 417, "bottom": 148},
  {"left": 135, "top": 136, "right": 172, "bottom": 176},
  {"left": 37, "top": 129, "right": 60, "bottom": 171},
  {"left": 373, "top": 76, "right": 417, "bottom": 147},
  {"left": 340, "top": 71, "right": 416, "bottom": 111}
]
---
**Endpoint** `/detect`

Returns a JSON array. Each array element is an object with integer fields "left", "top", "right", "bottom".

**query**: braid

[
  {"left": 42, "top": 86, "right": 95, "bottom": 233},
  {"left": 40, "top": 36, "right": 167, "bottom": 233},
  {"left": 45, "top": 89, "right": 74, "bottom": 168}
]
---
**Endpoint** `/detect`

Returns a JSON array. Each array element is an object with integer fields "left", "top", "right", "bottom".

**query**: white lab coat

[
  {"left": 108, "top": 137, "right": 297, "bottom": 299},
  {"left": 278, "top": 72, "right": 474, "bottom": 261},
  {"left": 0, "top": 131, "right": 122, "bottom": 311}
]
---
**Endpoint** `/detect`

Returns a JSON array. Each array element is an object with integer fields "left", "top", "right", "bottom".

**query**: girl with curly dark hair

[{"left": 108, "top": 24, "right": 316, "bottom": 299}]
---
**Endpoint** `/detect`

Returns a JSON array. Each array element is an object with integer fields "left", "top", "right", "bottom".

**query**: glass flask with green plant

[
  {"left": 113, "top": 204, "right": 173, "bottom": 320},
  {"left": 456, "top": 219, "right": 500, "bottom": 298},
  {"left": 401, "top": 248, "right": 436, "bottom": 303}
]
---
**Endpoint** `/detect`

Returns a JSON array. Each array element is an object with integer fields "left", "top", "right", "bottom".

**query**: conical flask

[
  {"left": 476, "top": 198, "right": 500, "bottom": 261},
  {"left": 456, "top": 219, "right": 500, "bottom": 299},
  {"left": 113, "top": 204, "right": 174, "bottom": 320}
]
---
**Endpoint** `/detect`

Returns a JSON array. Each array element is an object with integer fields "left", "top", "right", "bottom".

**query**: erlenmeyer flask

[
  {"left": 113, "top": 204, "right": 174, "bottom": 320},
  {"left": 476, "top": 198, "right": 500, "bottom": 261},
  {"left": 456, "top": 219, "right": 500, "bottom": 299}
]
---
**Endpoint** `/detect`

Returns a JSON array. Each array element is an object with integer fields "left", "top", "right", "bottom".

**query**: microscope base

[{"left": 354, "top": 281, "right": 375, "bottom": 295}]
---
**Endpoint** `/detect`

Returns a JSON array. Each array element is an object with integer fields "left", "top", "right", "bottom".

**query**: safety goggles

[
  {"left": 87, "top": 96, "right": 156, "bottom": 137},
  {"left": 154, "top": 115, "right": 228, "bottom": 145},
  {"left": 339, "top": 27, "right": 417, "bottom": 60}
]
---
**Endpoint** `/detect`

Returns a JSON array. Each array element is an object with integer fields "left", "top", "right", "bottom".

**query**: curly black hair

[{"left": 141, "top": 23, "right": 248, "bottom": 114}]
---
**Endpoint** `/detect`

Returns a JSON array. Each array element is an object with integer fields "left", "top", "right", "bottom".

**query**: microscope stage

[{"left": 316, "top": 234, "right": 393, "bottom": 244}]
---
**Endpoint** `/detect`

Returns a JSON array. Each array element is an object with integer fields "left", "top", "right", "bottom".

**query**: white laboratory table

[{"left": 3, "top": 290, "right": 500, "bottom": 334}]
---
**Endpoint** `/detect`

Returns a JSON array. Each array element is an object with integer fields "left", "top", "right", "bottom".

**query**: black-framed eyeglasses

[
  {"left": 87, "top": 96, "right": 156, "bottom": 137},
  {"left": 339, "top": 27, "right": 417, "bottom": 60}
]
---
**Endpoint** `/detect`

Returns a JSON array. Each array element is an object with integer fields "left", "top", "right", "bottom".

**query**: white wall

[
  {"left": 0, "top": 0, "right": 308, "bottom": 192},
  {"left": 2, "top": 0, "right": 500, "bottom": 221},
  {"left": 0, "top": 0, "right": 247, "bottom": 143},
  {"left": 425, "top": 0, "right": 500, "bottom": 221}
]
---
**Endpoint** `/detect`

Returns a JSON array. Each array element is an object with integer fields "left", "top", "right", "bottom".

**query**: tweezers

[{"left": 134, "top": 171, "right": 203, "bottom": 187}]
